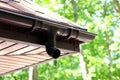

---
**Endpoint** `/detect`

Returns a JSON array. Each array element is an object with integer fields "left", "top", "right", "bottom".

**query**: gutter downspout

[
  {"left": 32, "top": 21, "right": 61, "bottom": 59},
  {"left": 45, "top": 28, "right": 60, "bottom": 59}
]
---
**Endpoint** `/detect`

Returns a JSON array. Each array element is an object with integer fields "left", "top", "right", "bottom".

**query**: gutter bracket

[
  {"left": 31, "top": 19, "right": 38, "bottom": 32},
  {"left": 31, "top": 19, "right": 43, "bottom": 31}
]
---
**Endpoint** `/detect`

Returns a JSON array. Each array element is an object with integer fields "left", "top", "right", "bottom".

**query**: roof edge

[{"left": 0, "top": 5, "right": 96, "bottom": 43}]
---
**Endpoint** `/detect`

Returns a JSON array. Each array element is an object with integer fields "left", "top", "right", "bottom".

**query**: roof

[
  {"left": 0, "top": 0, "right": 85, "bottom": 29},
  {"left": 0, "top": 0, "right": 96, "bottom": 76}
]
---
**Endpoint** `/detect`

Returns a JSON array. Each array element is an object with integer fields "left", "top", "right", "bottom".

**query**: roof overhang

[{"left": 0, "top": 0, "right": 96, "bottom": 76}]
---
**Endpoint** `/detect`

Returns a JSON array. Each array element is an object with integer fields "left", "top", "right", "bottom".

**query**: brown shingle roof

[{"left": 0, "top": 0, "right": 86, "bottom": 30}]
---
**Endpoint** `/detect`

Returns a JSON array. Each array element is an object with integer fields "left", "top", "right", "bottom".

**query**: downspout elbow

[{"left": 45, "top": 28, "right": 60, "bottom": 59}]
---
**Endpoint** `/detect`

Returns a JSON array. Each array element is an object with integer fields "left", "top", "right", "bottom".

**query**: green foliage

[
  {"left": 37, "top": 55, "right": 81, "bottom": 80},
  {"left": 0, "top": 69, "right": 28, "bottom": 80}
]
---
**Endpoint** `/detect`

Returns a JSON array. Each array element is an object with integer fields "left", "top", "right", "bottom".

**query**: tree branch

[
  {"left": 71, "top": 0, "right": 78, "bottom": 22},
  {"left": 105, "top": 30, "right": 113, "bottom": 80},
  {"left": 113, "top": 0, "right": 120, "bottom": 13},
  {"left": 103, "top": 0, "right": 107, "bottom": 17}
]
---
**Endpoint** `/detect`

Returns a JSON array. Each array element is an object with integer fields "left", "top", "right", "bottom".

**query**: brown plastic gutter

[{"left": 0, "top": 7, "right": 96, "bottom": 42}]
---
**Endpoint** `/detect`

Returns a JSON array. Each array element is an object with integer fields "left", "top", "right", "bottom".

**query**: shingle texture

[{"left": 0, "top": 0, "right": 85, "bottom": 29}]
